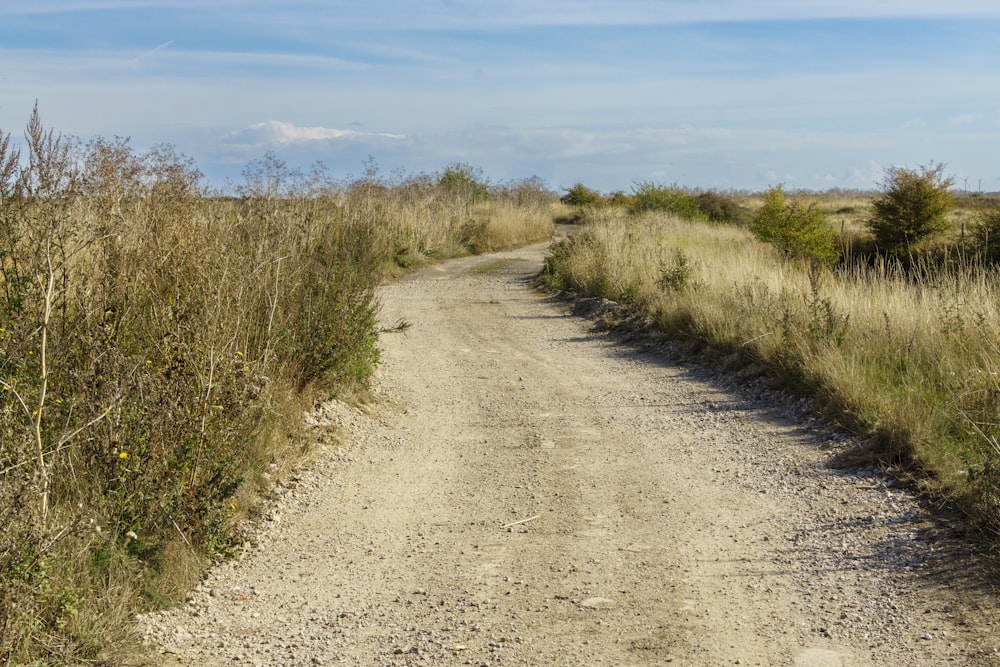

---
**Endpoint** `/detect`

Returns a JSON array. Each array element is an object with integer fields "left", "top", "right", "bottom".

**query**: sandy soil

[{"left": 141, "top": 238, "right": 1000, "bottom": 666}]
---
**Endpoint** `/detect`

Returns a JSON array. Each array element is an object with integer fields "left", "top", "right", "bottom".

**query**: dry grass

[
  {"left": 544, "top": 209, "right": 1000, "bottom": 534},
  {"left": 0, "top": 109, "right": 555, "bottom": 664}
]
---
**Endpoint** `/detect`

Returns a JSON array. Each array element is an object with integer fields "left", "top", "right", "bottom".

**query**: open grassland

[
  {"left": 0, "top": 109, "right": 554, "bottom": 665},
  {"left": 543, "top": 207, "right": 1000, "bottom": 535}
]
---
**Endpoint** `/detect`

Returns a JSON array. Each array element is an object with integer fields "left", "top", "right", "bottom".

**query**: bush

[
  {"left": 695, "top": 191, "right": 742, "bottom": 224},
  {"left": 750, "top": 185, "right": 840, "bottom": 266},
  {"left": 628, "top": 182, "right": 704, "bottom": 219},
  {"left": 438, "top": 163, "right": 491, "bottom": 203},
  {"left": 972, "top": 203, "right": 1000, "bottom": 265},
  {"left": 867, "top": 163, "right": 954, "bottom": 253},
  {"left": 560, "top": 183, "right": 603, "bottom": 207},
  {"left": 496, "top": 176, "right": 556, "bottom": 208},
  {"left": 606, "top": 191, "right": 635, "bottom": 209}
]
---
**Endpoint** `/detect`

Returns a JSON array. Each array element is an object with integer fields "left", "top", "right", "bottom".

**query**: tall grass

[
  {"left": 543, "top": 208, "right": 1000, "bottom": 533},
  {"left": 0, "top": 108, "right": 555, "bottom": 664}
]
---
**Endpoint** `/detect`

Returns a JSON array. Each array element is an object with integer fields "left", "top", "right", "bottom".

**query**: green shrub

[
  {"left": 971, "top": 203, "right": 1000, "bottom": 265},
  {"left": 560, "top": 183, "right": 603, "bottom": 207},
  {"left": 606, "top": 191, "right": 635, "bottom": 209},
  {"left": 540, "top": 238, "right": 574, "bottom": 291},
  {"left": 867, "top": 163, "right": 954, "bottom": 253},
  {"left": 629, "top": 182, "right": 704, "bottom": 220},
  {"left": 750, "top": 185, "right": 840, "bottom": 266},
  {"left": 438, "top": 163, "right": 491, "bottom": 203},
  {"left": 658, "top": 249, "right": 700, "bottom": 292},
  {"left": 695, "top": 191, "right": 742, "bottom": 224}
]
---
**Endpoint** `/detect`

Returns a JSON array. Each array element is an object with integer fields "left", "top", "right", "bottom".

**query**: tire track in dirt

[{"left": 142, "top": 240, "right": 1000, "bottom": 666}]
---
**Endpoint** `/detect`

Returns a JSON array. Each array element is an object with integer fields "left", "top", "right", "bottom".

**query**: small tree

[
  {"left": 560, "top": 183, "right": 603, "bottom": 207},
  {"left": 438, "top": 162, "right": 491, "bottom": 203},
  {"left": 867, "top": 162, "right": 954, "bottom": 253},
  {"left": 750, "top": 185, "right": 840, "bottom": 266}
]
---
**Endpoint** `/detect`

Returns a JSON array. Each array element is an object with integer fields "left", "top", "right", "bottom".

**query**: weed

[
  {"left": 540, "top": 238, "right": 574, "bottom": 291},
  {"left": 658, "top": 249, "right": 699, "bottom": 293},
  {"left": 805, "top": 263, "right": 849, "bottom": 345}
]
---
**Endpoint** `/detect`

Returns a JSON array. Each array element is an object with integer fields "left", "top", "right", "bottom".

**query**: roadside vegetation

[
  {"left": 9, "top": 97, "right": 998, "bottom": 661},
  {"left": 544, "top": 173, "right": 1000, "bottom": 537},
  {"left": 0, "top": 106, "right": 555, "bottom": 665}
]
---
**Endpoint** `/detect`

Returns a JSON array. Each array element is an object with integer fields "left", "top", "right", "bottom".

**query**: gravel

[{"left": 138, "top": 240, "right": 1000, "bottom": 666}]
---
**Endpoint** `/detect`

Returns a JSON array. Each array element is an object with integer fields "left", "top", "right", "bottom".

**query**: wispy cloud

[
  {"left": 223, "top": 120, "right": 405, "bottom": 147},
  {"left": 4, "top": 0, "right": 1000, "bottom": 25},
  {"left": 3, "top": 2, "right": 1000, "bottom": 191},
  {"left": 133, "top": 40, "right": 173, "bottom": 64},
  {"left": 948, "top": 112, "right": 988, "bottom": 127}
]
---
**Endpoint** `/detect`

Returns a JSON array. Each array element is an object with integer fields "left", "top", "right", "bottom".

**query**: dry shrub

[{"left": 0, "top": 109, "right": 555, "bottom": 663}]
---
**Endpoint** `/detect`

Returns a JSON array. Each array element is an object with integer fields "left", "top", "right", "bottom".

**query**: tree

[
  {"left": 438, "top": 162, "right": 491, "bottom": 203},
  {"left": 560, "top": 183, "right": 603, "bottom": 207},
  {"left": 867, "top": 163, "right": 954, "bottom": 253},
  {"left": 750, "top": 185, "right": 839, "bottom": 266}
]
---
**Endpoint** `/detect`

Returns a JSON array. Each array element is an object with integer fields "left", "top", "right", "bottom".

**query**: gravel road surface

[{"left": 141, "top": 239, "right": 1000, "bottom": 666}]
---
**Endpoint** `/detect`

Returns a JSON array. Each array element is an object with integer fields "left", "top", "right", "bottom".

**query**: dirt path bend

[{"left": 142, "top": 240, "right": 1000, "bottom": 666}]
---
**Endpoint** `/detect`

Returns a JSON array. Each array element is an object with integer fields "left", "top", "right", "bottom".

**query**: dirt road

[{"left": 142, "top": 239, "right": 1000, "bottom": 665}]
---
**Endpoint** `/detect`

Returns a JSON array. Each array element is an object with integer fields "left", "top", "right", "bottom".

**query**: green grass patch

[{"left": 474, "top": 258, "right": 520, "bottom": 274}]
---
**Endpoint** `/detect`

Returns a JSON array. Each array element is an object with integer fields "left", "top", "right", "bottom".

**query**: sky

[{"left": 2, "top": 1, "right": 1000, "bottom": 193}]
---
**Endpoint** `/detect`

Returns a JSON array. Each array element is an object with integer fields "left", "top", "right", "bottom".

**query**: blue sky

[{"left": 2, "top": 1, "right": 1000, "bottom": 193}]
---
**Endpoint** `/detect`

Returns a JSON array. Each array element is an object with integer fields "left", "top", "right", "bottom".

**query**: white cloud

[
  {"left": 948, "top": 112, "right": 987, "bottom": 126},
  {"left": 222, "top": 120, "right": 405, "bottom": 147},
  {"left": 5, "top": 2, "right": 999, "bottom": 193}
]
